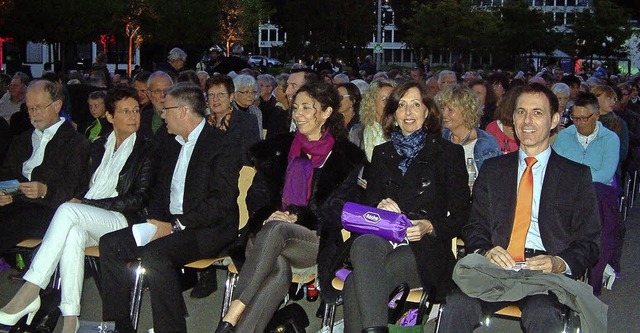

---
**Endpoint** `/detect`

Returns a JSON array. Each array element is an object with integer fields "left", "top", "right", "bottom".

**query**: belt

[{"left": 524, "top": 248, "right": 547, "bottom": 258}]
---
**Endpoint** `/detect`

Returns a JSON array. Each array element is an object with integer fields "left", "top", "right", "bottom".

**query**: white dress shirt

[
  {"left": 169, "top": 119, "right": 206, "bottom": 216},
  {"left": 22, "top": 118, "right": 65, "bottom": 180}
]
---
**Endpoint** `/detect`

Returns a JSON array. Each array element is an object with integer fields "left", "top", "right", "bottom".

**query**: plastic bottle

[{"left": 306, "top": 282, "right": 318, "bottom": 302}]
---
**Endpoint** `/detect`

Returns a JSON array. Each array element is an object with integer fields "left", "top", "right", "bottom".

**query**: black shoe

[
  {"left": 190, "top": 267, "right": 218, "bottom": 298},
  {"left": 214, "top": 321, "right": 235, "bottom": 333}
]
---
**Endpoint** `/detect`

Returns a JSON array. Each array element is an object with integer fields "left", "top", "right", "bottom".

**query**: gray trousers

[
  {"left": 343, "top": 234, "right": 422, "bottom": 333},
  {"left": 233, "top": 221, "right": 319, "bottom": 332}
]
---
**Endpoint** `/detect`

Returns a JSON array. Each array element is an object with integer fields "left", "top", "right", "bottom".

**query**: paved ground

[{"left": 1, "top": 206, "right": 638, "bottom": 333}]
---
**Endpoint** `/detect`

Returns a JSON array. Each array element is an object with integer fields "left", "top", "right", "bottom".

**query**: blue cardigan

[{"left": 552, "top": 122, "right": 620, "bottom": 186}]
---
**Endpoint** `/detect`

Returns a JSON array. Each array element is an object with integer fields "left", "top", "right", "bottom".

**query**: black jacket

[
  {"left": 78, "top": 134, "right": 158, "bottom": 223},
  {"left": 366, "top": 134, "right": 471, "bottom": 300},
  {"left": 247, "top": 133, "right": 366, "bottom": 302},
  {"left": 147, "top": 124, "right": 241, "bottom": 255},
  {"left": 0, "top": 121, "right": 90, "bottom": 209}
]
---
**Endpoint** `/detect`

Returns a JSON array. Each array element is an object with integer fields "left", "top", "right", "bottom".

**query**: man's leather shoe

[
  {"left": 214, "top": 321, "right": 235, "bottom": 333},
  {"left": 190, "top": 267, "right": 217, "bottom": 298}
]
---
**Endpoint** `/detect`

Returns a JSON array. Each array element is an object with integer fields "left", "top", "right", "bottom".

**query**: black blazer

[
  {"left": 146, "top": 123, "right": 241, "bottom": 255},
  {"left": 366, "top": 134, "right": 471, "bottom": 300},
  {"left": 463, "top": 150, "right": 601, "bottom": 279},
  {"left": 0, "top": 121, "right": 90, "bottom": 209},
  {"left": 79, "top": 134, "right": 158, "bottom": 223},
  {"left": 224, "top": 107, "right": 261, "bottom": 165}
]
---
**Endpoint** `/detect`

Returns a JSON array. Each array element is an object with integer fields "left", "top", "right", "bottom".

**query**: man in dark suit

[
  {"left": 0, "top": 80, "right": 89, "bottom": 255},
  {"left": 100, "top": 83, "right": 241, "bottom": 333},
  {"left": 439, "top": 83, "right": 601, "bottom": 333}
]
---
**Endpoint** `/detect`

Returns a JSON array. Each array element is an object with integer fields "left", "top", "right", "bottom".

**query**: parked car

[{"left": 249, "top": 55, "right": 282, "bottom": 68}]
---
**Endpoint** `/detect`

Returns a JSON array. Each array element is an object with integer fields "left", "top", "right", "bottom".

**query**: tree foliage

[
  {"left": 265, "top": 0, "right": 374, "bottom": 62},
  {"left": 572, "top": 0, "right": 632, "bottom": 59},
  {"left": 218, "top": 0, "right": 273, "bottom": 56}
]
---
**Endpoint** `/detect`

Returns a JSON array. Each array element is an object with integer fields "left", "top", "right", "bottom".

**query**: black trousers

[
  {"left": 438, "top": 287, "right": 568, "bottom": 333},
  {"left": 100, "top": 227, "right": 230, "bottom": 333},
  {"left": 0, "top": 201, "right": 56, "bottom": 255}
]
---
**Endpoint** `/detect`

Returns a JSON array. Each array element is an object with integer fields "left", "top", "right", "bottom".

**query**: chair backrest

[{"left": 238, "top": 166, "right": 257, "bottom": 230}]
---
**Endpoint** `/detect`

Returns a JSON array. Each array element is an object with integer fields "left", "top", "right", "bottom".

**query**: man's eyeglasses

[
  {"left": 570, "top": 112, "right": 596, "bottom": 123},
  {"left": 161, "top": 105, "right": 185, "bottom": 114},
  {"left": 27, "top": 100, "right": 56, "bottom": 114}
]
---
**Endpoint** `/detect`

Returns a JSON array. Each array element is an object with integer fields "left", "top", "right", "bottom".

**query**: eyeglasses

[
  {"left": 161, "top": 105, "right": 185, "bottom": 114},
  {"left": 570, "top": 112, "right": 596, "bottom": 123},
  {"left": 116, "top": 109, "right": 141, "bottom": 116},
  {"left": 27, "top": 100, "right": 56, "bottom": 114},
  {"left": 150, "top": 89, "right": 165, "bottom": 96},
  {"left": 207, "top": 92, "right": 228, "bottom": 100},
  {"left": 237, "top": 90, "right": 257, "bottom": 96},
  {"left": 341, "top": 94, "right": 351, "bottom": 99}
]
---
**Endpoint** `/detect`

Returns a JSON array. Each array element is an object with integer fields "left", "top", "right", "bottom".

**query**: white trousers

[{"left": 23, "top": 202, "right": 128, "bottom": 316}]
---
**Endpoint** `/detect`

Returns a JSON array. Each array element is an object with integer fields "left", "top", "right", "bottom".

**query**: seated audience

[
  {"left": 0, "top": 86, "right": 156, "bottom": 332},
  {"left": 486, "top": 87, "right": 522, "bottom": 154},
  {"left": 436, "top": 85, "right": 501, "bottom": 177},
  {"left": 233, "top": 75, "right": 263, "bottom": 137},
  {"left": 439, "top": 84, "right": 603, "bottom": 333},
  {"left": 343, "top": 81, "right": 470, "bottom": 333},
  {"left": 0, "top": 80, "right": 90, "bottom": 256},
  {"left": 353, "top": 79, "right": 395, "bottom": 161},
  {"left": 84, "top": 90, "right": 112, "bottom": 142},
  {"left": 100, "top": 83, "right": 241, "bottom": 333},
  {"left": 215, "top": 81, "right": 365, "bottom": 333}
]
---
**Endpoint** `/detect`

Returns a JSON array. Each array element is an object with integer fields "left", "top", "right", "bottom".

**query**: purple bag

[{"left": 341, "top": 202, "right": 413, "bottom": 242}]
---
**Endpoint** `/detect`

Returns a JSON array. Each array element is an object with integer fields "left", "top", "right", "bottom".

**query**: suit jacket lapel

[
  {"left": 539, "top": 150, "right": 560, "bottom": 230},
  {"left": 498, "top": 153, "right": 519, "bottom": 230}
]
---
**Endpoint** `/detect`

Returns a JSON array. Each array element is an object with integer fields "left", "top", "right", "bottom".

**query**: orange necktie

[{"left": 507, "top": 157, "right": 538, "bottom": 261}]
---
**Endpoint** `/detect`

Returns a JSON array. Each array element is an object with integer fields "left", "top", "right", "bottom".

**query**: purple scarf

[{"left": 281, "top": 131, "right": 335, "bottom": 210}]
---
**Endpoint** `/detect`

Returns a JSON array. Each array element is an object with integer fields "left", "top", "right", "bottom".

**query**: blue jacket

[
  {"left": 552, "top": 122, "right": 619, "bottom": 186},
  {"left": 443, "top": 128, "right": 502, "bottom": 171}
]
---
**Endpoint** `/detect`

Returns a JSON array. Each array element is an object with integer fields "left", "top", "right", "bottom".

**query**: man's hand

[
  {"left": 485, "top": 246, "right": 516, "bottom": 268},
  {"left": 406, "top": 219, "right": 433, "bottom": 242},
  {"left": 18, "top": 181, "right": 47, "bottom": 199},
  {"left": 264, "top": 211, "right": 298, "bottom": 225},
  {"left": 148, "top": 219, "right": 173, "bottom": 241},
  {"left": 0, "top": 193, "right": 13, "bottom": 206},
  {"left": 377, "top": 198, "right": 402, "bottom": 213},
  {"left": 526, "top": 255, "right": 566, "bottom": 273}
]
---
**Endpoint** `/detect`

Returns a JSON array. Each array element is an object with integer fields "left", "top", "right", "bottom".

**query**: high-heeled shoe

[{"left": 0, "top": 295, "right": 41, "bottom": 326}]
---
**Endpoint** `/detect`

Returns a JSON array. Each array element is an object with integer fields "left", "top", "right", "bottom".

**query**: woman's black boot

[
  {"left": 214, "top": 321, "right": 236, "bottom": 333},
  {"left": 362, "top": 326, "right": 389, "bottom": 333}
]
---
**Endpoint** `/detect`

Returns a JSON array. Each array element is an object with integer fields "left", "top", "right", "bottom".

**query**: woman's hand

[
  {"left": 406, "top": 219, "right": 433, "bottom": 242},
  {"left": 264, "top": 211, "right": 298, "bottom": 225},
  {"left": 377, "top": 198, "right": 402, "bottom": 213}
]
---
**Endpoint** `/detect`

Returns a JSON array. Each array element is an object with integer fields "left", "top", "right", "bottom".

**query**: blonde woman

[{"left": 351, "top": 79, "right": 396, "bottom": 161}]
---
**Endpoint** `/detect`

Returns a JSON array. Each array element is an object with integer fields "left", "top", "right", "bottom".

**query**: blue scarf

[{"left": 391, "top": 129, "right": 426, "bottom": 175}]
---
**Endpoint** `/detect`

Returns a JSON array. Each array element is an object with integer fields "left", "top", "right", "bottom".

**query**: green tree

[
  {"left": 494, "top": 0, "right": 558, "bottom": 68},
  {"left": 572, "top": 0, "right": 632, "bottom": 60},
  {"left": 217, "top": 0, "right": 273, "bottom": 56},
  {"left": 265, "top": 0, "right": 374, "bottom": 63}
]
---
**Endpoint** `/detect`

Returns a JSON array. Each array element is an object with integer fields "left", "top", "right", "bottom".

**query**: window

[{"left": 25, "top": 42, "right": 43, "bottom": 64}]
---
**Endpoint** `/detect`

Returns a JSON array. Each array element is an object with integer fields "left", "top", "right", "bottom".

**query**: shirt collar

[
  {"left": 518, "top": 145, "right": 551, "bottom": 170},
  {"left": 34, "top": 117, "right": 64, "bottom": 139},
  {"left": 175, "top": 118, "right": 206, "bottom": 146},
  {"left": 576, "top": 121, "right": 599, "bottom": 145}
]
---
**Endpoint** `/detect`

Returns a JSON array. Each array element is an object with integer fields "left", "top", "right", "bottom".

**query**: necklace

[{"left": 451, "top": 129, "right": 473, "bottom": 145}]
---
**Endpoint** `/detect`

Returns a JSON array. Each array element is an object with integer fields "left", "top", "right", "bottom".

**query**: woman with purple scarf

[
  {"left": 215, "top": 81, "right": 366, "bottom": 333},
  {"left": 342, "top": 81, "right": 471, "bottom": 333}
]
